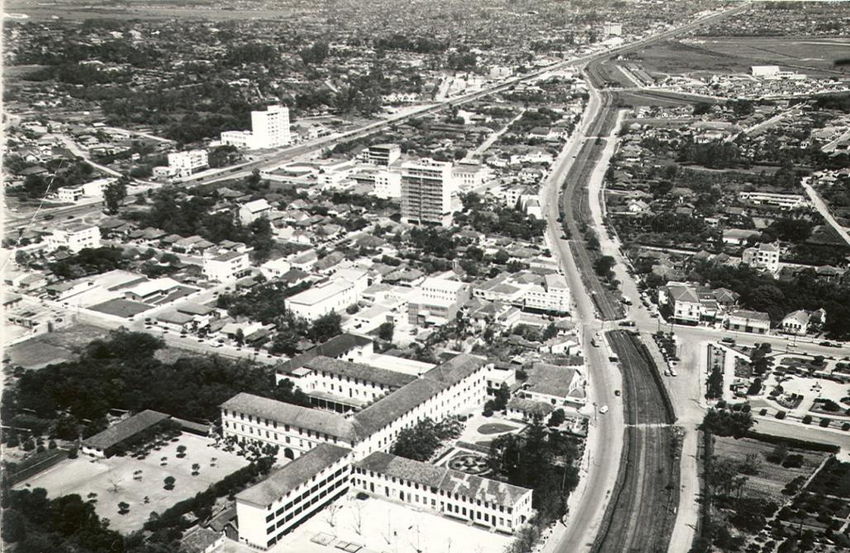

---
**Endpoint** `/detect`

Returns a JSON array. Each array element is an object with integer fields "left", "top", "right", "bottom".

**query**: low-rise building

[
  {"left": 239, "top": 199, "right": 272, "bottom": 226},
  {"left": 168, "top": 149, "right": 209, "bottom": 178},
  {"left": 203, "top": 251, "right": 250, "bottom": 283},
  {"left": 45, "top": 224, "right": 101, "bottom": 252},
  {"left": 742, "top": 242, "right": 780, "bottom": 274},
  {"left": 726, "top": 309, "right": 770, "bottom": 334}
]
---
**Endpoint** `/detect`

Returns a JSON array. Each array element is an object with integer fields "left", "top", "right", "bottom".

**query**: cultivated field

[
  {"left": 713, "top": 436, "right": 828, "bottom": 501},
  {"left": 15, "top": 434, "right": 249, "bottom": 533},
  {"left": 594, "top": 331, "right": 680, "bottom": 553}
]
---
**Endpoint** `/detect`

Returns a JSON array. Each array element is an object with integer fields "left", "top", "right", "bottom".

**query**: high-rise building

[
  {"left": 251, "top": 105, "right": 291, "bottom": 148},
  {"left": 401, "top": 158, "right": 455, "bottom": 226},
  {"left": 220, "top": 105, "right": 291, "bottom": 150}
]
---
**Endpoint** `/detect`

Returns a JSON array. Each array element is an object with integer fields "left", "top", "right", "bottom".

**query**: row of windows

[
  {"left": 224, "top": 413, "right": 341, "bottom": 443},
  {"left": 354, "top": 469, "right": 513, "bottom": 514},
  {"left": 266, "top": 477, "right": 348, "bottom": 535},
  {"left": 317, "top": 371, "right": 388, "bottom": 389}
]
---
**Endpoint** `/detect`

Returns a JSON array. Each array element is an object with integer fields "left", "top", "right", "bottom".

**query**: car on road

[
  {"left": 721, "top": 337, "right": 735, "bottom": 344},
  {"left": 599, "top": 405, "right": 609, "bottom": 414},
  {"left": 669, "top": 368, "right": 678, "bottom": 377},
  {"left": 618, "top": 321, "right": 635, "bottom": 327}
]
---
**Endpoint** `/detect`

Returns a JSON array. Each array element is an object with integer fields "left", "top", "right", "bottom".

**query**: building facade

[
  {"left": 168, "top": 149, "right": 209, "bottom": 178},
  {"left": 401, "top": 159, "right": 455, "bottom": 226},
  {"left": 46, "top": 224, "right": 101, "bottom": 253}
]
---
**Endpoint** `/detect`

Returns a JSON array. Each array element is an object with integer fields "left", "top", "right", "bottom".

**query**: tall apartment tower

[
  {"left": 251, "top": 105, "right": 291, "bottom": 148},
  {"left": 401, "top": 159, "right": 455, "bottom": 227}
]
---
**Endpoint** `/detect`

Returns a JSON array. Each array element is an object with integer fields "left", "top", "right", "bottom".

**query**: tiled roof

[
  {"left": 221, "top": 393, "right": 358, "bottom": 442},
  {"left": 302, "top": 356, "right": 416, "bottom": 389},
  {"left": 237, "top": 444, "right": 351, "bottom": 507},
  {"left": 355, "top": 452, "right": 530, "bottom": 508},
  {"left": 353, "top": 378, "right": 445, "bottom": 436},
  {"left": 83, "top": 410, "right": 170, "bottom": 451}
]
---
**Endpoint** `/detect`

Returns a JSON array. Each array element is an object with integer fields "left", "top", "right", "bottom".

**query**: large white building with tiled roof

[
  {"left": 222, "top": 353, "right": 527, "bottom": 549},
  {"left": 353, "top": 451, "right": 533, "bottom": 534}
]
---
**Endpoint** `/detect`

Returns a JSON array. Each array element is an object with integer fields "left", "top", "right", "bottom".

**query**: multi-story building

[
  {"left": 401, "top": 159, "right": 455, "bottom": 226},
  {"left": 220, "top": 105, "right": 291, "bottom": 150},
  {"left": 352, "top": 451, "right": 533, "bottom": 534},
  {"left": 408, "top": 277, "right": 471, "bottom": 326},
  {"left": 203, "top": 251, "right": 250, "bottom": 283},
  {"left": 252, "top": 105, "right": 291, "bottom": 148},
  {"left": 235, "top": 443, "right": 352, "bottom": 550},
  {"left": 45, "top": 224, "right": 101, "bottom": 253},
  {"left": 168, "top": 149, "right": 209, "bottom": 178},
  {"left": 281, "top": 356, "right": 417, "bottom": 413},
  {"left": 523, "top": 273, "right": 571, "bottom": 314},
  {"left": 225, "top": 353, "right": 524, "bottom": 549},
  {"left": 738, "top": 192, "right": 809, "bottom": 210},
  {"left": 373, "top": 169, "right": 402, "bottom": 199},
  {"left": 452, "top": 162, "right": 492, "bottom": 191},
  {"left": 742, "top": 242, "right": 780, "bottom": 274},
  {"left": 661, "top": 283, "right": 702, "bottom": 324},
  {"left": 364, "top": 144, "right": 401, "bottom": 166},
  {"left": 474, "top": 272, "right": 570, "bottom": 315}
]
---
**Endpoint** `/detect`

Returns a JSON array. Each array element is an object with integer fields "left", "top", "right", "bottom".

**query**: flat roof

[
  {"left": 89, "top": 298, "right": 152, "bottom": 318},
  {"left": 236, "top": 443, "right": 351, "bottom": 507}
]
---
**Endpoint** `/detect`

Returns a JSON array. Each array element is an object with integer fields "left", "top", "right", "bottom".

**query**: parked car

[{"left": 599, "top": 405, "right": 609, "bottom": 414}]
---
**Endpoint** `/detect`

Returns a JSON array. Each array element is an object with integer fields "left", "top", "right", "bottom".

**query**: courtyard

[
  {"left": 273, "top": 494, "right": 513, "bottom": 553},
  {"left": 15, "top": 433, "right": 249, "bottom": 534}
]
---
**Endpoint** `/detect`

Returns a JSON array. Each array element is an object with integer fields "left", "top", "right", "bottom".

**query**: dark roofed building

[{"left": 82, "top": 410, "right": 172, "bottom": 458}]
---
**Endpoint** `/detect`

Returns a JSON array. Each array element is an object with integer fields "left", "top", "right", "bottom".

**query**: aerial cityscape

[{"left": 2, "top": 1, "right": 850, "bottom": 552}]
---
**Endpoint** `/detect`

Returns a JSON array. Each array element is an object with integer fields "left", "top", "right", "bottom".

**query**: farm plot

[{"left": 15, "top": 434, "right": 249, "bottom": 534}]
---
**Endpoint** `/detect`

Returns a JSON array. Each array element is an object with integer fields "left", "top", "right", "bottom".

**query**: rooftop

[
  {"left": 236, "top": 444, "right": 351, "bottom": 507},
  {"left": 83, "top": 410, "right": 170, "bottom": 451},
  {"left": 301, "top": 356, "right": 417, "bottom": 389},
  {"left": 355, "top": 452, "right": 530, "bottom": 508},
  {"left": 221, "top": 393, "right": 358, "bottom": 442}
]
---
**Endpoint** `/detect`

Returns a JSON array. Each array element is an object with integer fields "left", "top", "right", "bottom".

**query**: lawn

[
  {"left": 713, "top": 436, "right": 828, "bottom": 501},
  {"left": 15, "top": 434, "right": 249, "bottom": 534},
  {"left": 477, "top": 423, "right": 516, "bottom": 435}
]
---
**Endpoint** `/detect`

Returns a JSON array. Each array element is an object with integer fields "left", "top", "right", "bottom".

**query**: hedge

[{"left": 744, "top": 430, "right": 840, "bottom": 454}]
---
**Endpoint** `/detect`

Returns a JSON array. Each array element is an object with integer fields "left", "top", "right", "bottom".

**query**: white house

[
  {"left": 239, "top": 199, "right": 271, "bottom": 226},
  {"left": 203, "top": 251, "right": 250, "bottom": 282}
]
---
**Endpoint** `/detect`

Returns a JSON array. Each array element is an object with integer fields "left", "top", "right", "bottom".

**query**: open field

[
  {"left": 713, "top": 436, "right": 828, "bottom": 501},
  {"left": 632, "top": 37, "right": 850, "bottom": 78},
  {"left": 6, "top": 323, "right": 110, "bottom": 369},
  {"left": 275, "top": 494, "right": 513, "bottom": 553},
  {"left": 594, "top": 330, "right": 679, "bottom": 553},
  {"left": 15, "top": 434, "right": 249, "bottom": 534}
]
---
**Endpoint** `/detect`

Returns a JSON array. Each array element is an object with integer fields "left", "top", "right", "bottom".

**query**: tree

[
  {"left": 117, "top": 501, "right": 130, "bottom": 515},
  {"left": 548, "top": 409, "right": 566, "bottom": 427},
  {"left": 309, "top": 312, "right": 342, "bottom": 343},
  {"left": 103, "top": 178, "right": 128, "bottom": 214},
  {"left": 2, "top": 509, "right": 27, "bottom": 543},
  {"left": 163, "top": 476, "right": 176, "bottom": 490},
  {"left": 706, "top": 367, "right": 724, "bottom": 399},
  {"left": 491, "top": 383, "right": 511, "bottom": 412},
  {"left": 377, "top": 322, "right": 394, "bottom": 342},
  {"left": 594, "top": 256, "right": 616, "bottom": 278}
]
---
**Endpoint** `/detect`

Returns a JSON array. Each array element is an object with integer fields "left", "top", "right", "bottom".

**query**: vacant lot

[
  {"left": 713, "top": 436, "right": 828, "bottom": 501},
  {"left": 16, "top": 434, "right": 249, "bottom": 534},
  {"left": 6, "top": 323, "right": 109, "bottom": 369},
  {"left": 633, "top": 37, "right": 849, "bottom": 78}
]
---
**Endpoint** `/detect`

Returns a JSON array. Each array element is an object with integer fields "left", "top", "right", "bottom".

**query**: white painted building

[
  {"left": 220, "top": 105, "right": 291, "bottom": 150},
  {"left": 373, "top": 169, "right": 402, "bottom": 199},
  {"left": 168, "top": 149, "right": 209, "bottom": 178},
  {"left": 401, "top": 159, "right": 455, "bottom": 226},
  {"left": 203, "top": 251, "right": 250, "bottom": 282},
  {"left": 45, "top": 224, "right": 100, "bottom": 252},
  {"left": 239, "top": 199, "right": 272, "bottom": 226},
  {"left": 742, "top": 242, "right": 780, "bottom": 274}
]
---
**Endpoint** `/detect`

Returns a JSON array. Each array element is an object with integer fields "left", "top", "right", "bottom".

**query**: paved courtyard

[
  {"left": 15, "top": 434, "right": 249, "bottom": 533},
  {"left": 274, "top": 494, "right": 513, "bottom": 553}
]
